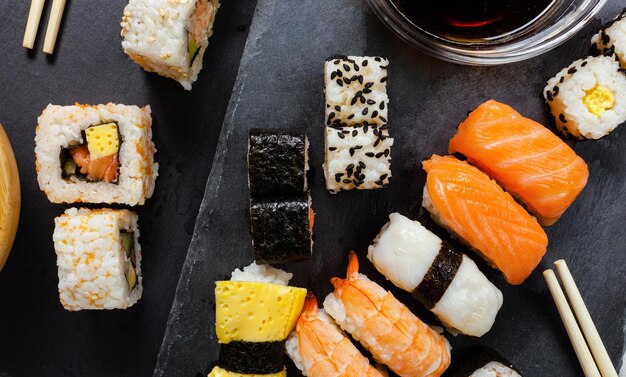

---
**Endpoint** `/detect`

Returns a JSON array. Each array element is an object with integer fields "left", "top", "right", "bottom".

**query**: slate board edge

[{"left": 152, "top": 1, "right": 271, "bottom": 375}]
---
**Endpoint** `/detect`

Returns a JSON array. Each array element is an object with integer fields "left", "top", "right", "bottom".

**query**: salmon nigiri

[
  {"left": 449, "top": 100, "right": 589, "bottom": 226},
  {"left": 422, "top": 155, "right": 548, "bottom": 285},
  {"left": 324, "top": 252, "right": 451, "bottom": 377},
  {"left": 286, "top": 293, "right": 385, "bottom": 377}
]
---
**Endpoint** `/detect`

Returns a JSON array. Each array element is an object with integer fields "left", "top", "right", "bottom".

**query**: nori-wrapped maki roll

[
  {"left": 250, "top": 195, "right": 313, "bottom": 264},
  {"left": 248, "top": 129, "right": 309, "bottom": 197},
  {"left": 446, "top": 347, "right": 521, "bottom": 377}
]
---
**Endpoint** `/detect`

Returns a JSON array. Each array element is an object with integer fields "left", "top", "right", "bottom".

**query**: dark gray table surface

[
  {"left": 155, "top": 1, "right": 626, "bottom": 377},
  {"left": 0, "top": 1, "right": 256, "bottom": 376}
]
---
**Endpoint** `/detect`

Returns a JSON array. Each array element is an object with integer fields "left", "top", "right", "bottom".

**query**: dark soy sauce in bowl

[{"left": 391, "top": 0, "right": 556, "bottom": 41}]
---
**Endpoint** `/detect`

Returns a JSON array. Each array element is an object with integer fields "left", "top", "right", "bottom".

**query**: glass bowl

[{"left": 367, "top": 0, "right": 608, "bottom": 65}]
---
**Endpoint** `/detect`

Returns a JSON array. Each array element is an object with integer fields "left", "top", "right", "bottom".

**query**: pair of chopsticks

[
  {"left": 22, "top": 0, "right": 67, "bottom": 54},
  {"left": 543, "top": 260, "right": 618, "bottom": 377}
]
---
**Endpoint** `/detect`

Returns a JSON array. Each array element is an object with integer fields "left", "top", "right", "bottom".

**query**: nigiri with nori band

[
  {"left": 368, "top": 213, "right": 503, "bottom": 337},
  {"left": 422, "top": 155, "right": 548, "bottom": 285},
  {"left": 324, "top": 252, "right": 451, "bottom": 377},
  {"left": 285, "top": 293, "right": 385, "bottom": 377},
  {"left": 449, "top": 100, "right": 589, "bottom": 226},
  {"left": 445, "top": 347, "right": 521, "bottom": 377}
]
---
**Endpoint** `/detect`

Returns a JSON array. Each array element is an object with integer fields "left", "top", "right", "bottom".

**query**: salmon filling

[
  {"left": 60, "top": 123, "right": 120, "bottom": 183},
  {"left": 188, "top": 0, "right": 214, "bottom": 64}
]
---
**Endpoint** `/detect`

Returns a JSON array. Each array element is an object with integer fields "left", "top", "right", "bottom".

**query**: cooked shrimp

[
  {"left": 289, "top": 293, "right": 384, "bottom": 377},
  {"left": 324, "top": 252, "right": 451, "bottom": 377}
]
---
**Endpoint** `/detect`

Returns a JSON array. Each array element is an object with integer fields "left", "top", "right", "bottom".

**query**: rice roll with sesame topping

[
  {"left": 446, "top": 347, "right": 521, "bottom": 377},
  {"left": 544, "top": 55, "right": 626, "bottom": 139},
  {"left": 591, "top": 9, "right": 626, "bottom": 68},
  {"left": 35, "top": 103, "right": 158, "bottom": 205},
  {"left": 324, "top": 125, "right": 393, "bottom": 192},
  {"left": 248, "top": 129, "right": 309, "bottom": 197},
  {"left": 249, "top": 195, "right": 314, "bottom": 264},
  {"left": 324, "top": 55, "right": 389, "bottom": 127},
  {"left": 208, "top": 262, "right": 306, "bottom": 377},
  {"left": 120, "top": 0, "right": 221, "bottom": 90},
  {"left": 53, "top": 208, "right": 142, "bottom": 311}
]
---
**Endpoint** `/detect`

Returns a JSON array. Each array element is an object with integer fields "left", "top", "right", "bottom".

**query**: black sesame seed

[
  {"left": 559, "top": 114, "right": 567, "bottom": 123},
  {"left": 381, "top": 76, "right": 388, "bottom": 82},
  {"left": 360, "top": 96, "right": 366, "bottom": 104},
  {"left": 351, "top": 97, "right": 358, "bottom": 106},
  {"left": 375, "top": 152, "right": 384, "bottom": 158},
  {"left": 357, "top": 75, "right": 364, "bottom": 84},
  {"left": 546, "top": 91, "right": 553, "bottom": 101},
  {"left": 355, "top": 145, "right": 363, "bottom": 149},
  {"left": 331, "top": 71, "right": 337, "bottom": 80},
  {"left": 348, "top": 114, "right": 355, "bottom": 120},
  {"left": 375, "top": 180, "right": 382, "bottom": 186},
  {"left": 343, "top": 179, "right": 352, "bottom": 184},
  {"left": 338, "top": 132, "right": 345, "bottom": 139},
  {"left": 355, "top": 90, "right": 363, "bottom": 97},
  {"left": 343, "top": 77, "right": 351, "bottom": 85},
  {"left": 336, "top": 70, "right": 343, "bottom": 78},
  {"left": 367, "top": 99, "right": 375, "bottom": 105},
  {"left": 379, "top": 124, "right": 389, "bottom": 130},
  {"left": 335, "top": 105, "right": 341, "bottom": 111},
  {"left": 379, "top": 102, "right": 385, "bottom": 110},
  {"left": 336, "top": 79, "right": 343, "bottom": 86},
  {"left": 335, "top": 173, "right": 343, "bottom": 182},
  {"left": 359, "top": 161, "right": 366, "bottom": 169},
  {"left": 602, "top": 32, "right": 610, "bottom": 44},
  {"left": 354, "top": 64, "right": 360, "bottom": 71},
  {"left": 365, "top": 82, "right": 374, "bottom": 89},
  {"left": 379, "top": 174, "right": 388, "bottom": 181},
  {"left": 362, "top": 60, "right": 368, "bottom": 67},
  {"left": 384, "top": 149, "right": 389, "bottom": 157},
  {"left": 363, "top": 88, "right": 372, "bottom": 94},
  {"left": 334, "top": 60, "right": 340, "bottom": 65},
  {"left": 363, "top": 125, "right": 369, "bottom": 133},
  {"left": 380, "top": 65, "right": 388, "bottom": 69},
  {"left": 567, "top": 67, "right": 577, "bottom": 74},
  {"left": 329, "top": 147, "right": 337, "bottom": 151},
  {"left": 343, "top": 64, "right": 351, "bottom": 71},
  {"left": 374, "top": 139, "right": 381, "bottom": 147},
  {"left": 349, "top": 148, "right": 355, "bottom": 156},
  {"left": 362, "top": 107, "right": 369, "bottom": 115},
  {"left": 373, "top": 128, "right": 379, "bottom": 136},
  {"left": 365, "top": 152, "right": 375, "bottom": 157},
  {"left": 347, "top": 58, "right": 355, "bottom": 63},
  {"left": 379, "top": 116, "right": 387, "bottom": 122},
  {"left": 372, "top": 110, "right": 379, "bottom": 118},
  {"left": 560, "top": 76, "right": 564, "bottom": 83},
  {"left": 352, "top": 130, "right": 358, "bottom": 137},
  {"left": 346, "top": 163, "right": 355, "bottom": 170},
  {"left": 342, "top": 130, "right": 350, "bottom": 134},
  {"left": 375, "top": 57, "right": 381, "bottom": 62},
  {"left": 581, "top": 61, "right": 588, "bottom": 67},
  {"left": 553, "top": 86, "right": 559, "bottom": 96},
  {"left": 350, "top": 75, "right": 357, "bottom": 82}
]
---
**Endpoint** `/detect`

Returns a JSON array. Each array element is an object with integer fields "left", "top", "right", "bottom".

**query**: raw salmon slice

[
  {"left": 449, "top": 100, "right": 589, "bottom": 226},
  {"left": 69, "top": 145, "right": 119, "bottom": 183},
  {"left": 422, "top": 155, "right": 548, "bottom": 285}
]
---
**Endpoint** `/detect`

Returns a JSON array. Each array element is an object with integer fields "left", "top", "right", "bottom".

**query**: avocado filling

[
  {"left": 583, "top": 84, "right": 615, "bottom": 116},
  {"left": 121, "top": 231, "right": 138, "bottom": 290},
  {"left": 60, "top": 123, "right": 120, "bottom": 183}
]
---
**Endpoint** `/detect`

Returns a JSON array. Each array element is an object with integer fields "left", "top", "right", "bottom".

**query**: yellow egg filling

[
  {"left": 85, "top": 123, "right": 120, "bottom": 159},
  {"left": 583, "top": 84, "right": 615, "bottom": 116}
]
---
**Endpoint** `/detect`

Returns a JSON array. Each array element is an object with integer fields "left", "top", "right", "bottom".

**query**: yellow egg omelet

[
  {"left": 207, "top": 366, "right": 286, "bottom": 377},
  {"left": 85, "top": 123, "right": 120, "bottom": 160},
  {"left": 583, "top": 84, "right": 615, "bottom": 116}
]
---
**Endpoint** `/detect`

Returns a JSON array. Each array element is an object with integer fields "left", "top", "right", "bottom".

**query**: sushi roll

[
  {"left": 209, "top": 262, "right": 307, "bottom": 377},
  {"left": 324, "top": 252, "right": 451, "bottom": 377},
  {"left": 323, "top": 55, "right": 393, "bottom": 193},
  {"left": 121, "top": 0, "right": 221, "bottom": 90},
  {"left": 285, "top": 293, "right": 385, "bottom": 377},
  {"left": 446, "top": 347, "right": 521, "bottom": 377},
  {"left": 248, "top": 129, "right": 309, "bottom": 197},
  {"left": 422, "top": 155, "right": 548, "bottom": 285},
  {"left": 249, "top": 195, "right": 313, "bottom": 264},
  {"left": 544, "top": 56, "right": 626, "bottom": 139},
  {"left": 53, "top": 208, "right": 142, "bottom": 311},
  {"left": 591, "top": 9, "right": 626, "bottom": 67},
  {"left": 449, "top": 100, "right": 589, "bottom": 226},
  {"left": 368, "top": 213, "right": 503, "bottom": 337},
  {"left": 324, "top": 125, "right": 393, "bottom": 192},
  {"left": 324, "top": 56, "right": 389, "bottom": 128},
  {"left": 35, "top": 103, "right": 158, "bottom": 205}
]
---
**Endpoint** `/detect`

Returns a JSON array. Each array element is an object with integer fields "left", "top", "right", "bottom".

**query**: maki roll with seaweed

[
  {"left": 368, "top": 213, "right": 503, "bottom": 337},
  {"left": 323, "top": 55, "right": 393, "bottom": 193},
  {"left": 591, "top": 9, "right": 626, "bottom": 68},
  {"left": 249, "top": 195, "right": 313, "bottom": 264},
  {"left": 446, "top": 347, "right": 521, "bottom": 377},
  {"left": 248, "top": 129, "right": 309, "bottom": 197},
  {"left": 53, "top": 208, "right": 142, "bottom": 310},
  {"left": 544, "top": 55, "right": 626, "bottom": 139},
  {"left": 208, "top": 262, "right": 307, "bottom": 377},
  {"left": 35, "top": 103, "right": 158, "bottom": 205},
  {"left": 121, "top": 0, "right": 221, "bottom": 90}
]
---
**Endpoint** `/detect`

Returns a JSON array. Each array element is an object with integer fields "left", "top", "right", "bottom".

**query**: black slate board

[{"left": 155, "top": 1, "right": 626, "bottom": 376}]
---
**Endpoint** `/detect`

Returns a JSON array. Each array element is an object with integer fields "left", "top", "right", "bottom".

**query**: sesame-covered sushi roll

[
  {"left": 121, "top": 0, "right": 220, "bottom": 90},
  {"left": 35, "top": 103, "right": 158, "bottom": 205},
  {"left": 208, "top": 262, "right": 307, "bottom": 377},
  {"left": 324, "top": 56, "right": 389, "bottom": 128},
  {"left": 446, "top": 347, "right": 521, "bottom": 377},
  {"left": 324, "top": 125, "right": 393, "bottom": 193},
  {"left": 248, "top": 129, "right": 309, "bottom": 197},
  {"left": 544, "top": 56, "right": 626, "bottom": 139},
  {"left": 249, "top": 195, "right": 313, "bottom": 264},
  {"left": 368, "top": 213, "right": 503, "bottom": 337},
  {"left": 591, "top": 9, "right": 626, "bottom": 67},
  {"left": 53, "top": 208, "right": 142, "bottom": 311}
]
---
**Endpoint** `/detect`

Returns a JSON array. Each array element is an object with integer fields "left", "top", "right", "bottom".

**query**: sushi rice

[
  {"left": 591, "top": 9, "right": 626, "bottom": 68},
  {"left": 230, "top": 262, "right": 292, "bottom": 285},
  {"left": 544, "top": 55, "right": 626, "bottom": 139},
  {"left": 467, "top": 362, "right": 521, "bottom": 377}
]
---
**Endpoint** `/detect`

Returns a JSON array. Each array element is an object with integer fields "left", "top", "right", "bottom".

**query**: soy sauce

[{"left": 391, "top": 0, "right": 555, "bottom": 41}]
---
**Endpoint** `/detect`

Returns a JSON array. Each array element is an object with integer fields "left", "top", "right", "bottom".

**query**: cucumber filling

[{"left": 121, "top": 231, "right": 138, "bottom": 290}]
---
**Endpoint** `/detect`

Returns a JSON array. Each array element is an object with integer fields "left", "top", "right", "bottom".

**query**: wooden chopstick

[
  {"left": 554, "top": 260, "right": 618, "bottom": 377},
  {"left": 543, "top": 269, "right": 601, "bottom": 377},
  {"left": 23, "top": 0, "right": 46, "bottom": 49},
  {"left": 42, "top": 0, "right": 67, "bottom": 54}
]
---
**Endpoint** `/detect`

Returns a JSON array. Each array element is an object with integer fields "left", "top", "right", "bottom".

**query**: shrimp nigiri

[
  {"left": 286, "top": 293, "right": 384, "bottom": 377},
  {"left": 323, "top": 252, "right": 451, "bottom": 377}
]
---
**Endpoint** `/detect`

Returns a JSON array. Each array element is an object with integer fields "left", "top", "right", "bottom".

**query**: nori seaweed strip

[
  {"left": 218, "top": 341, "right": 285, "bottom": 374},
  {"left": 250, "top": 195, "right": 311, "bottom": 264},
  {"left": 412, "top": 242, "right": 462, "bottom": 309},
  {"left": 445, "top": 346, "right": 520, "bottom": 377},
  {"left": 248, "top": 129, "right": 307, "bottom": 197}
]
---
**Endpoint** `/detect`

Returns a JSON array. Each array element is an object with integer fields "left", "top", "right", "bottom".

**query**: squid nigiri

[
  {"left": 285, "top": 293, "right": 385, "bottom": 377},
  {"left": 448, "top": 100, "right": 589, "bottom": 226},
  {"left": 422, "top": 155, "right": 548, "bottom": 285},
  {"left": 323, "top": 252, "right": 451, "bottom": 377}
]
